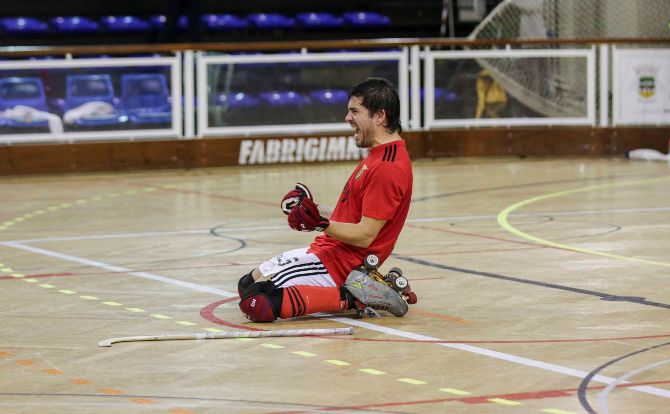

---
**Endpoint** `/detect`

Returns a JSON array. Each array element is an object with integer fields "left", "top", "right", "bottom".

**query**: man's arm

[{"left": 324, "top": 216, "right": 386, "bottom": 249}]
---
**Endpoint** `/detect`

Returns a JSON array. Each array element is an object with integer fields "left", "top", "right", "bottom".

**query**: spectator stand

[
  {"left": 0, "top": 54, "right": 181, "bottom": 144},
  {"left": 197, "top": 49, "right": 409, "bottom": 137}
]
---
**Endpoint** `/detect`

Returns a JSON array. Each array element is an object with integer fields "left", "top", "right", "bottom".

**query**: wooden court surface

[{"left": 1, "top": 156, "right": 669, "bottom": 414}]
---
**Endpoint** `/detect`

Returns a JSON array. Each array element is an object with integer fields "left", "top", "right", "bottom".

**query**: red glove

[
  {"left": 281, "top": 182, "right": 313, "bottom": 215},
  {"left": 288, "top": 198, "right": 330, "bottom": 232}
]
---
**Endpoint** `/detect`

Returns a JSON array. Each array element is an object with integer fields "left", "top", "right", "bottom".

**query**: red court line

[
  {"left": 200, "top": 298, "right": 264, "bottom": 331},
  {"left": 156, "top": 186, "right": 276, "bottom": 207},
  {"left": 99, "top": 178, "right": 277, "bottom": 207},
  {"left": 399, "top": 245, "right": 544, "bottom": 257},
  {"left": 9, "top": 272, "right": 667, "bottom": 345},
  {"left": 324, "top": 332, "right": 670, "bottom": 345},
  {"left": 270, "top": 379, "right": 670, "bottom": 413},
  {"left": 0, "top": 272, "right": 74, "bottom": 281},
  {"left": 52, "top": 262, "right": 259, "bottom": 278},
  {"left": 410, "top": 309, "right": 471, "bottom": 324},
  {"left": 454, "top": 379, "right": 670, "bottom": 405},
  {"left": 407, "top": 223, "right": 559, "bottom": 249}
]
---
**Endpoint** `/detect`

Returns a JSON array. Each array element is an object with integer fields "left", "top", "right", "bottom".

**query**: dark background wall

[{"left": 0, "top": 1, "right": 503, "bottom": 46}]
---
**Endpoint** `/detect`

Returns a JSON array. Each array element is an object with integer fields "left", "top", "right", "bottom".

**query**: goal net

[{"left": 468, "top": 0, "right": 670, "bottom": 118}]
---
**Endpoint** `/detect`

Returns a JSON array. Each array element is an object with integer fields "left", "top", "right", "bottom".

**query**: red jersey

[{"left": 308, "top": 139, "right": 413, "bottom": 285}]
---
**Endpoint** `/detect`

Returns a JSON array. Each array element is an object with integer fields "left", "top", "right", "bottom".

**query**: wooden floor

[{"left": 1, "top": 156, "right": 669, "bottom": 414}]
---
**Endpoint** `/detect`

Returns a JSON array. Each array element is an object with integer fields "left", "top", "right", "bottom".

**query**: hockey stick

[{"left": 98, "top": 327, "right": 354, "bottom": 347}]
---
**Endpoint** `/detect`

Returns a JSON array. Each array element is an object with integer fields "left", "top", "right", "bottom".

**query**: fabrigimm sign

[{"left": 239, "top": 136, "right": 368, "bottom": 165}]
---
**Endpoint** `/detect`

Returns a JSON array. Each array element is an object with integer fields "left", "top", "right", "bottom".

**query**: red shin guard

[{"left": 280, "top": 286, "right": 346, "bottom": 319}]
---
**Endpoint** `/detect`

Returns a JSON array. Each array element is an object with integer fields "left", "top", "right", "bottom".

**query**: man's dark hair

[{"left": 349, "top": 77, "right": 402, "bottom": 134}]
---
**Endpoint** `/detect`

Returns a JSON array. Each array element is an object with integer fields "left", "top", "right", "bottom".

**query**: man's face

[{"left": 345, "top": 96, "right": 374, "bottom": 148}]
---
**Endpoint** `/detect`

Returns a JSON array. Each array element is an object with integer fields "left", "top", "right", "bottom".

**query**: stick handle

[{"left": 99, "top": 327, "right": 354, "bottom": 347}]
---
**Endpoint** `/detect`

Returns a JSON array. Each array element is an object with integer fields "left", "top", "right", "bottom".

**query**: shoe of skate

[{"left": 344, "top": 269, "right": 408, "bottom": 317}]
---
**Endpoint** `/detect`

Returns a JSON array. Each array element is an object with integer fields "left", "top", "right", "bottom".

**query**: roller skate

[
  {"left": 343, "top": 254, "right": 417, "bottom": 318},
  {"left": 362, "top": 254, "right": 418, "bottom": 305}
]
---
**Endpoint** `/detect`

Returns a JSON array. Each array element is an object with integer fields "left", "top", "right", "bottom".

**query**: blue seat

[
  {"left": 295, "top": 12, "right": 343, "bottom": 29},
  {"left": 202, "top": 14, "right": 248, "bottom": 31},
  {"left": 0, "top": 77, "right": 50, "bottom": 128},
  {"left": 50, "top": 16, "right": 99, "bottom": 33},
  {"left": 421, "top": 87, "right": 459, "bottom": 103},
  {"left": 216, "top": 92, "right": 260, "bottom": 108},
  {"left": 150, "top": 15, "right": 188, "bottom": 30},
  {"left": 64, "top": 74, "right": 127, "bottom": 127},
  {"left": 247, "top": 13, "right": 295, "bottom": 30},
  {"left": 342, "top": 11, "right": 391, "bottom": 27},
  {"left": 0, "top": 17, "right": 49, "bottom": 34},
  {"left": 121, "top": 74, "right": 172, "bottom": 125},
  {"left": 259, "top": 91, "right": 309, "bottom": 107},
  {"left": 100, "top": 16, "right": 151, "bottom": 33},
  {"left": 309, "top": 89, "right": 348, "bottom": 105}
]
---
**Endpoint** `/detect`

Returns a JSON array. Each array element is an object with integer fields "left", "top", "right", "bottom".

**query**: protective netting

[
  {"left": 467, "top": 0, "right": 670, "bottom": 117},
  {"left": 470, "top": 0, "right": 670, "bottom": 41}
]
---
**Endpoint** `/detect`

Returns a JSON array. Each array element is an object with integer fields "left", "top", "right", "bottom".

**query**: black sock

[{"left": 340, "top": 287, "right": 356, "bottom": 309}]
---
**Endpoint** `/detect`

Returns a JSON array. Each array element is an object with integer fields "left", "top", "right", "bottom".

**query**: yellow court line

[
  {"left": 488, "top": 398, "right": 522, "bottom": 406},
  {"left": 439, "top": 388, "right": 471, "bottom": 395},
  {"left": 397, "top": 377, "right": 427, "bottom": 385},
  {"left": 324, "top": 359, "right": 350, "bottom": 366},
  {"left": 292, "top": 351, "right": 316, "bottom": 357},
  {"left": 203, "top": 327, "right": 224, "bottom": 333},
  {"left": 261, "top": 343, "right": 285, "bottom": 349},
  {"left": 359, "top": 368, "right": 386, "bottom": 375},
  {"left": 497, "top": 176, "right": 670, "bottom": 267}
]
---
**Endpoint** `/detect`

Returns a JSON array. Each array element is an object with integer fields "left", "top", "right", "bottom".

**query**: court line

[
  {"left": 6, "top": 205, "right": 670, "bottom": 244},
  {"left": 0, "top": 241, "right": 237, "bottom": 298},
  {"left": 5, "top": 229, "right": 210, "bottom": 243},
  {"left": 497, "top": 176, "right": 670, "bottom": 267},
  {"left": 200, "top": 299, "right": 670, "bottom": 344},
  {"left": 577, "top": 340, "right": 670, "bottom": 413},
  {"left": 328, "top": 318, "right": 670, "bottom": 400},
  {"left": 393, "top": 255, "right": 670, "bottom": 310},
  {"left": 4, "top": 241, "right": 670, "bottom": 401},
  {"left": 270, "top": 378, "right": 670, "bottom": 413},
  {"left": 0, "top": 272, "right": 73, "bottom": 281},
  {"left": 599, "top": 358, "right": 670, "bottom": 414},
  {"left": 410, "top": 171, "right": 668, "bottom": 203}
]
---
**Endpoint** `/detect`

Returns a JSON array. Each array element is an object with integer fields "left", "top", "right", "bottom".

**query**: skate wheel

[
  {"left": 393, "top": 276, "right": 409, "bottom": 291},
  {"left": 388, "top": 267, "right": 403, "bottom": 278},
  {"left": 364, "top": 254, "right": 379, "bottom": 270}
]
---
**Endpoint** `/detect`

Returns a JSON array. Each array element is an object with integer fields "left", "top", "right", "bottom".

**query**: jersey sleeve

[{"left": 361, "top": 164, "right": 409, "bottom": 220}]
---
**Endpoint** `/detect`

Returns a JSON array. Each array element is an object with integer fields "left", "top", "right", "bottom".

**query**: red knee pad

[{"left": 239, "top": 293, "right": 277, "bottom": 322}]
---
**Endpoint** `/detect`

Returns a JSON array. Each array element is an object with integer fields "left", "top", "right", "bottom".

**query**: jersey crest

[{"left": 355, "top": 164, "right": 368, "bottom": 180}]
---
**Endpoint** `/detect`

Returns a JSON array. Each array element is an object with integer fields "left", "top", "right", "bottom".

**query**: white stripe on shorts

[{"left": 259, "top": 247, "right": 336, "bottom": 288}]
